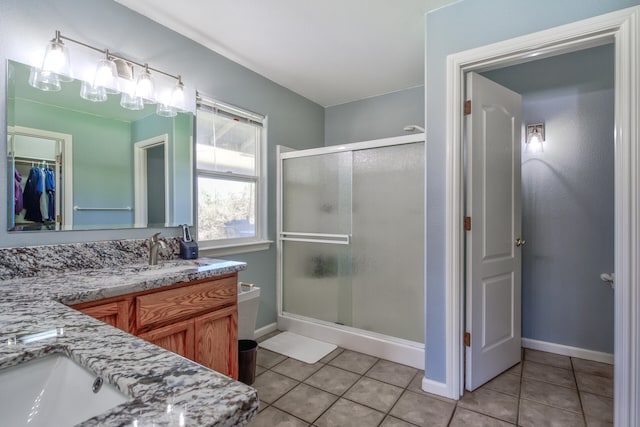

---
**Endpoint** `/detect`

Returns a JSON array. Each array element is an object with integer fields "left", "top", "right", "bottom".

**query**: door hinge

[
  {"left": 464, "top": 216, "right": 471, "bottom": 231},
  {"left": 464, "top": 332, "right": 471, "bottom": 347},
  {"left": 56, "top": 154, "right": 62, "bottom": 163},
  {"left": 56, "top": 215, "right": 62, "bottom": 224},
  {"left": 464, "top": 100, "right": 471, "bottom": 115}
]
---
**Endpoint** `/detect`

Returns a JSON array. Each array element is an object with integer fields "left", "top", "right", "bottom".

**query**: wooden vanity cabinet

[
  {"left": 70, "top": 273, "right": 238, "bottom": 379},
  {"left": 73, "top": 298, "right": 132, "bottom": 332},
  {"left": 194, "top": 305, "right": 238, "bottom": 378},
  {"left": 137, "top": 318, "right": 195, "bottom": 360}
]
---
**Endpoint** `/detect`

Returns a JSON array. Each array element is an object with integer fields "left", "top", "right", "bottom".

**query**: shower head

[{"left": 403, "top": 125, "right": 425, "bottom": 133}]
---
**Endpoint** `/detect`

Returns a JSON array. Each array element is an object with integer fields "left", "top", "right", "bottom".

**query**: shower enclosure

[{"left": 277, "top": 135, "right": 425, "bottom": 368}]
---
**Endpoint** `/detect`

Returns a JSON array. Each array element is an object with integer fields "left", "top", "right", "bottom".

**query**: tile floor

[{"left": 248, "top": 332, "right": 613, "bottom": 426}]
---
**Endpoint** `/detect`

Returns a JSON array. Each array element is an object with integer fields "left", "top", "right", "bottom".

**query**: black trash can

[{"left": 238, "top": 339, "right": 258, "bottom": 385}]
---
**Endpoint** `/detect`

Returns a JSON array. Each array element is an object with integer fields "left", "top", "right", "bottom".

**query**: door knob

[{"left": 515, "top": 238, "right": 526, "bottom": 247}]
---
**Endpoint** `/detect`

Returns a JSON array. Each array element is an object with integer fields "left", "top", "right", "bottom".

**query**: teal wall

[
  {"left": 425, "top": 0, "right": 640, "bottom": 383},
  {"left": 14, "top": 99, "right": 134, "bottom": 227}
]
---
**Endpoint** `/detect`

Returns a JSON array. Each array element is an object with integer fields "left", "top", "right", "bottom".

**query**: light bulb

[
  {"left": 526, "top": 132, "right": 544, "bottom": 153},
  {"left": 94, "top": 51, "right": 119, "bottom": 94},
  {"left": 41, "top": 31, "right": 73, "bottom": 82},
  {"left": 134, "top": 65, "right": 156, "bottom": 103},
  {"left": 170, "top": 77, "right": 186, "bottom": 111}
]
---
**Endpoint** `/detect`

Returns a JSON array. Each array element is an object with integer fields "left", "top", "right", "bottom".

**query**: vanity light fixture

[
  {"left": 525, "top": 123, "right": 545, "bottom": 153},
  {"left": 120, "top": 78, "right": 144, "bottom": 111},
  {"left": 80, "top": 80, "right": 107, "bottom": 102},
  {"left": 156, "top": 76, "right": 185, "bottom": 117},
  {"left": 40, "top": 30, "right": 73, "bottom": 82},
  {"left": 29, "top": 30, "right": 188, "bottom": 116},
  {"left": 93, "top": 50, "right": 120, "bottom": 94},
  {"left": 135, "top": 64, "right": 156, "bottom": 103},
  {"left": 28, "top": 67, "right": 61, "bottom": 92},
  {"left": 120, "top": 91, "right": 144, "bottom": 111}
]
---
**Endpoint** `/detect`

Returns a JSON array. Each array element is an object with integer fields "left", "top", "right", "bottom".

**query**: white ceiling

[{"left": 113, "top": 0, "right": 455, "bottom": 107}]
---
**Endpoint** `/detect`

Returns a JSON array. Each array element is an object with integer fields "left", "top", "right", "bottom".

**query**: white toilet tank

[{"left": 238, "top": 282, "right": 261, "bottom": 340}]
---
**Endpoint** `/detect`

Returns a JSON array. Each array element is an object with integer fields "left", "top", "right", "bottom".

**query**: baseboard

[
  {"left": 421, "top": 376, "right": 452, "bottom": 398},
  {"left": 278, "top": 314, "right": 425, "bottom": 369},
  {"left": 254, "top": 322, "right": 278, "bottom": 339},
  {"left": 522, "top": 338, "right": 613, "bottom": 364}
]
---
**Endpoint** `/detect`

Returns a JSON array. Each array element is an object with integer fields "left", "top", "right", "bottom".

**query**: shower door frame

[{"left": 276, "top": 134, "right": 426, "bottom": 369}]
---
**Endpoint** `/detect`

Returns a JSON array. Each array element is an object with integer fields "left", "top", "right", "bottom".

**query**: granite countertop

[{"left": 0, "top": 258, "right": 258, "bottom": 426}]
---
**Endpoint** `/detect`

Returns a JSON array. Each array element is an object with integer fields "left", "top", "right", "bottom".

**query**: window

[{"left": 196, "top": 97, "right": 266, "bottom": 250}]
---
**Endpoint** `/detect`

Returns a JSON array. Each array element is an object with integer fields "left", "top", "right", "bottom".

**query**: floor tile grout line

[
  {"left": 259, "top": 344, "right": 608, "bottom": 426},
  {"left": 516, "top": 354, "right": 523, "bottom": 426},
  {"left": 571, "top": 356, "right": 590, "bottom": 426}
]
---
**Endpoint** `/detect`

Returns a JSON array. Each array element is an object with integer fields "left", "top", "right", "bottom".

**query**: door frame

[
  {"left": 133, "top": 134, "right": 170, "bottom": 228},
  {"left": 8, "top": 125, "right": 73, "bottom": 231},
  {"left": 442, "top": 6, "right": 639, "bottom": 425}
]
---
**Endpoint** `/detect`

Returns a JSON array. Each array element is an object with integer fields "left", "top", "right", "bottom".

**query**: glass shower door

[{"left": 281, "top": 151, "right": 353, "bottom": 326}]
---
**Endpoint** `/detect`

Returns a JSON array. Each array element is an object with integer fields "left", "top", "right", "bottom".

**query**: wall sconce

[
  {"left": 526, "top": 123, "right": 545, "bottom": 153},
  {"left": 29, "top": 30, "right": 189, "bottom": 116}
]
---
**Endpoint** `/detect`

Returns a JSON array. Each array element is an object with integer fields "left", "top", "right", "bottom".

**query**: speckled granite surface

[
  {"left": 0, "top": 255, "right": 257, "bottom": 426},
  {"left": 0, "top": 237, "right": 180, "bottom": 280}
]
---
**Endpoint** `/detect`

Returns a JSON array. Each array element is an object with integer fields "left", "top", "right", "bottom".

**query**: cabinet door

[
  {"left": 78, "top": 300, "right": 130, "bottom": 332},
  {"left": 138, "top": 318, "right": 195, "bottom": 360},
  {"left": 194, "top": 305, "right": 238, "bottom": 379}
]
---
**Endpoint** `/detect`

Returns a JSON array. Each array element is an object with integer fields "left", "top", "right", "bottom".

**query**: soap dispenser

[{"left": 179, "top": 224, "right": 198, "bottom": 259}]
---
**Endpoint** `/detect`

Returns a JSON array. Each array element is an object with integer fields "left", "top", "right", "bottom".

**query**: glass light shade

[
  {"left": 156, "top": 103, "right": 177, "bottom": 117},
  {"left": 42, "top": 39, "right": 73, "bottom": 82},
  {"left": 525, "top": 124, "right": 545, "bottom": 154},
  {"left": 134, "top": 68, "right": 156, "bottom": 103},
  {"left": 80, "top": 81, "right": 107, "bottom": 102},
  {"left": 28, "top": 68, "right": 61, "bottom": 92},
  {"left": 120, "top": 92, "right": 144, "bottom": 110},
  {"left": 170, "top": 80, "right": 186, "bottom": 111},
  {"left": 525, "top": 136, "right": 544, "bottom": 153},
  {"left": 94, "top": 57, "right": 120, "bottom": 94}
]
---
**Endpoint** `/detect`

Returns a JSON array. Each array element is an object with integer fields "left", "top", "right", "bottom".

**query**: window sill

[{"left": 199, "top": 240, "right": 273, "bottom": 257}]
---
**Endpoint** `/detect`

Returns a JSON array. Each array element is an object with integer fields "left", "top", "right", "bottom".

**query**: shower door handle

[{"left": 280, "top": 232, "right": 351, "bottom": 245}]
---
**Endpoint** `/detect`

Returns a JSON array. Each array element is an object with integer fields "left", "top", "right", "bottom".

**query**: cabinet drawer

[{"left": 136, "top": 276, "right": 236, "bottom": 329}]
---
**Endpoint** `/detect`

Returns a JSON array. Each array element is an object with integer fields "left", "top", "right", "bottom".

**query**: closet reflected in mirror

[
  {"left": 9, "top": 127, "right": 71, "bottom": 231},
  {"left": 6, "top": 60, "right": 193, "bottom": 232}
]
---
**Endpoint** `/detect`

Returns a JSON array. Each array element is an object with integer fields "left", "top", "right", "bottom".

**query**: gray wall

[
  {"left": 425, "top": 0, "right": 639, "bottom": 383},
  {"left": 0, "top": 0, "right": 325, "bottom": 329},
  {"left": 484, "top": 45, "right": 615, "bottom": 354},
  {"left": 324, "top": 86, "right": 424, "bottom": 146}
]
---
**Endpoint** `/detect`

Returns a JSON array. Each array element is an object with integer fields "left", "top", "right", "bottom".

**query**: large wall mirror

[{"left": 6, "top": 60, "right": 193, "bottom": 232}]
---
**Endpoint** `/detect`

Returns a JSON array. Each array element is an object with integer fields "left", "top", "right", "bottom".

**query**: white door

[{"left": 465, "top": 72, "right": 523, "bottom": 391}]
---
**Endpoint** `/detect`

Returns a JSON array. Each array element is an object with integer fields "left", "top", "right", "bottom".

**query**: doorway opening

[
  {"left": 133, "top": 134, "right": 169, "bottom": 228},
  {"left": 441, "top": 7, "right": 639, "bottom": 426},
  {"left": 7, "top": 125, "right": 73, "bottom": 231},
  {"left": 463, "top": 43, "right": 615, "bottom": 398}
]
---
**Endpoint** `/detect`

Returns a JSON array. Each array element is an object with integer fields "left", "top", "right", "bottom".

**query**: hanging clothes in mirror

[
  {"left": 14, "top": 169, "right": 23, "bottom": 215},
  {"left": 45, "top": 166, "right": 55, "bottom": 222},
  {"left": 23, "top": 166, "right": 43, "bottom": 222}
]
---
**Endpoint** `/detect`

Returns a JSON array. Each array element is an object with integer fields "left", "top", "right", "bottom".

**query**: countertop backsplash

[{"left": 0, "top": 237, "right": 180, "bottom": 280}]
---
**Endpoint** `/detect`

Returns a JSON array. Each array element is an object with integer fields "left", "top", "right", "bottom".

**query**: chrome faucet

[{"left": 149, "top": 232, "right": 167, "bottom": 265}]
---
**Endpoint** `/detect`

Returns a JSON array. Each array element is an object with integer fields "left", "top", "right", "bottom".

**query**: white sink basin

[{"left": 0, "top": 354, "right": 130, "bottom": 426}]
